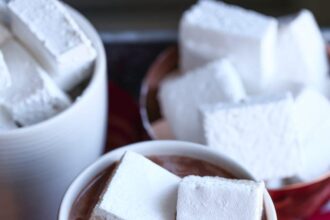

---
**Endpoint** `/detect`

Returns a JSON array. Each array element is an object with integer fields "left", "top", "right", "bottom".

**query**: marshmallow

[
  {"left": 0, "top": 105, "right": 17, "bottom": 130},
  {"left": 0, "top": 23, "right": 11, "bottom": 45},
  {"left": 180, "top": 0, "right": 277, "bottom": 93},
  {"left": 202, "top": 93, "right": 301, "bottom": 180},
  {"left": 0, "top": 39, "right": 71, "bottom": 126},
  {"left": 177, "top": 176, "right": 264, "bottom": 220},
  {"left": 90, "top": 151, "right": 180, "bottom": 220},
  {"left": 294, "top": 88, "right": 330, "bottom": 181},
  {"left": 0, "top": 1, "right": 8, "bottom": 25},
  {"left": 266, "top": 178, "right": 285, "bottom": 189},
  {"left": 159, "top": 59, "right": 246, "bottom": 143},
  {"left": 273, "top": 10, "right": 328, "bottom": 94},
  {"left": 8, "top": 0, "right": 96, "bottom": 91},
  {"left": 0, "top": 50, "right": 11, "bottom": 89}
]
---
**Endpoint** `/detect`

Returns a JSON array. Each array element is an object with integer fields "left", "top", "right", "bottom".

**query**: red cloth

[{"left": 106, "top": 82, "right": 149, "bottom": 152}]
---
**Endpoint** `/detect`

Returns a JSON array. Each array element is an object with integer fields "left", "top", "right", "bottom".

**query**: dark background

[
  {"left": 64, "top": 0, "right": 329, "bottom": 32},
  {"left": 61, "top": 0, "right": 330, "bottom": 99}
]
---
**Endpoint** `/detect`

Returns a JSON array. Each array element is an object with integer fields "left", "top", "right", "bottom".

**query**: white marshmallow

[
  {"left": 90, "top": 151, "right": 180, "bottom": 220},
  {"left": 202, "top": 93, "right": 301, "bottom": 180},
  {"left": 0, "top": 0, "right": 9, "bottom": 25},
  {"left": 294, "top": 88, "right": 330, "bottom": 181},
  {"left": 0, "top": 23, "right": 12, "bottom": 45},
  {"left": 8, "top": 0, "right": 96, "bottom": 91},
  {"left": 273, "top": 10, "right": 328, "bottom": 94},
  {"left": 177, "top": 176, "right": 264, "bottom": 220},
  {"left": 180, "top": 0, "right": 277, "bottom": 93},
  {"left": 159, "top": 59, "right": 246, "bottom": 143},
  {"left": 0, "top": 50, "right": 11, "bottom": 89},
  {"left": 0, "top": 105, "right": 17, "bottom": 130},
  {"left": 265, "top": 178, "right": 285, "bottom": 189},
  {"left": 0, "top": 39, "right": 71, "bottom": 126}
]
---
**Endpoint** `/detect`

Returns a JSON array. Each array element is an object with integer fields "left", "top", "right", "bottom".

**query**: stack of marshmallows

[
  {"left": 90, "top": 151, "right": 266, "bottom": 220},
  {"left": 159, "top": 0, "right": 330, "bottom": 186},
  {"left": 0, "top": 0, "right": 96, "bottom": 130}
]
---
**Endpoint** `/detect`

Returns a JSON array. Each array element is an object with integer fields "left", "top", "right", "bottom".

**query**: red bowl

[{"left": 139, "top": 46, "right": 330, "bottom": 219}]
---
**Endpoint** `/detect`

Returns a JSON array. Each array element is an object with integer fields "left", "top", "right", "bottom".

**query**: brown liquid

[{"left": 69, "top": 155, "right": 236, "bottom": 220}]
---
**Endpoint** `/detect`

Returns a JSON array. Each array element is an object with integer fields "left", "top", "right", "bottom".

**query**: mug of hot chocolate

[
  {"left": 140, "top": 1, "right": 330, "bottom": 218},
  {"left": 0, "top": 0, "right": 107, "bottom": 219},
  {"left": 58, "top": 140, "right": 277, "bottom": 220}
]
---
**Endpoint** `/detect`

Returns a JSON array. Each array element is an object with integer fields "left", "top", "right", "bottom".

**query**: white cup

[
  {"left": 59, "top": 140, "right": 277, "bottom": 220},
  {"left": 0, "top": 5, "right": 107, "bottom": 220}
]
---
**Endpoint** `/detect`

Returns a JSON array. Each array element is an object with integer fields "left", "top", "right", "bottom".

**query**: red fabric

[{"left": 106, "top": 82, "right": 149, "bottom": 152}]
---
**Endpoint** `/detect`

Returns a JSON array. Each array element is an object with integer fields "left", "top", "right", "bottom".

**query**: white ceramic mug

[
  {"left": 0, "top": 5, "right": 107, "bottom": 220},
  {"left": 59, "top": 140, "right": 277, "bottom": 220}
]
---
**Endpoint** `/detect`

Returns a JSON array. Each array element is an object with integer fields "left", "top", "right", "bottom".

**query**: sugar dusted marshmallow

[
  {"left": 159, "top": 59, "right": 246, "bottom": 143},
  {"left": 294, "top": 88, "right": 330, "bottom": 181},
  {"left": 0, "top": 51, "right": 11, "bottom": 89},
  {"left": 177, "top": 176, "right": 264, "bottom": 220},
  {"left": 8, "top": 0, "right": 96, "bottom": 91},
  {"left": 180, "top": 0, "right": 277, "bottom": 93},
  {"left": 90, "top": 151, "right": 180, "bottom": 220},
  {"left": 203, "top": 93, "right": 301, "bottom": 180},
  {"left": 0, "top": 23, "right": 12, "bottom": 45},
  {"left": 273, "top": 10, "right": 328, "bottom": 93},
  {"left": 0, "top": 106, "right": 17, "bottom": 131},
  {"left": 0, "top": 39, "right": 71, "bottom": 126}
]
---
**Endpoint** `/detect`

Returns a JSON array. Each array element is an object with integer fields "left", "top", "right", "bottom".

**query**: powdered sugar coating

[{"left": 177, "top": 176, "right": 264, "bottom": 220}]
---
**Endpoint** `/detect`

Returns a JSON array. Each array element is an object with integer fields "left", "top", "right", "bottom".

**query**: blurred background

[
  {"left": 65, "top": 0, "right": 330, "bottom": 32},
  {"left": 61, "top": 0, "right": 330, "bottom": 99}
]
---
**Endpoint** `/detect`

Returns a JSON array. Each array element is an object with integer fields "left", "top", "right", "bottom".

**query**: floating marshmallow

[
  {"left": 8, "top": 0, "right": 96, "bottom": 91},
  {"left": 90, "top": 151, "right": 180, "bottom": 220},
  {"left": 294, "top": 88, "right": 330, "bottom": 181},
  {"left": 0, "top": 39, "right": 71, "bottom": 126},
  {"left": 202, "top": 93, "right": 301, "bottom": 180},
  {"left": 177, "top": 176, "right": 264, "bottom": 220},
  {"left": 0, "top": 105, "right": 17, "bottom": 131},
  {"left": 0, "top": 51, "right": 11, "bottom": 89},
  {"left": 273, "top": 10, "right": 328, "bottom": 94},
  {"left": 180, "top": 0, "right": 277, "bottom": 93},
  {"left": 0, "top": 23, "right": 11, "bottom": 45},
  {"left": 159, "top": 59, "right": 246, "bottom": 143}
]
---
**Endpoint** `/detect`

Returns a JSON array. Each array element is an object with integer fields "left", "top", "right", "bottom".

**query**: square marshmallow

[
  {"left": 202, "top": 93, "right": 301, "bottom": 180},
  {"left": 0, "top": 39, "right": 71, "bottom": 126},
  {"left": 0, "top": 23, "right": 11, "bottom": 45},
  {"left": 294, "top": 88, "right": 330, "bottom": 181},
  {"left": 273, "top": 10, "right": 328, "bottom": 94},
  {"left": 0, "top": 50, "right": 11, "bottom": 89},
  {"left": 0, "top": 106, "right": 17, "bottom": 131},
  {"left": 180, "top": 0, "right": 277, "bottom": 93},
  {"left": 177, "top": 176, "right": 264, "bottom": 220},
  {"left": 8, "top": 0, "right": 96, "bottom": 91},
  {"left": 90, "top": 151, "right": 180, "bottom": 220},
  {"left": 159, "top": 59, "right": 246, "bottom": 143}
]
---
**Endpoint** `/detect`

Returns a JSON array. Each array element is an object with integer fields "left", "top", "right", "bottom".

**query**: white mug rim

[{"left": 58, "top": 140, "right": 277, "bottom": 220}]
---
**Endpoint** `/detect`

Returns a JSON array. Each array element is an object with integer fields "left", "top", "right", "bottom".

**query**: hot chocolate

[{"left": 69, "top": 155, "right": 234, "bottom": 220}]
